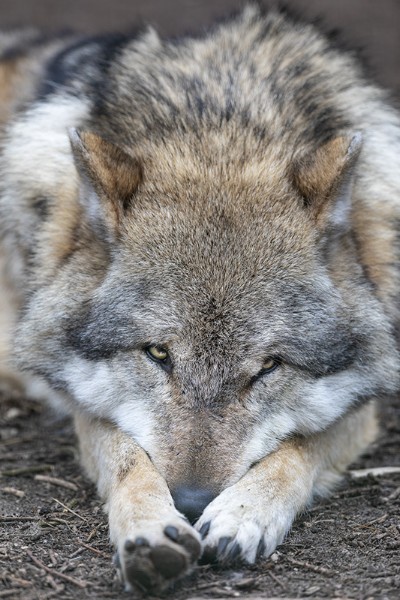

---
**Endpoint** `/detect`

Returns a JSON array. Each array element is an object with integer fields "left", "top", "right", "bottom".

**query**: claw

[
  {"left": 256, "top": 537, "right": 266, "bottom": 559},
  {"left": 225, "top": 541, "right": 242, "bottom": 563},
  {"left": 217, "top": 536, "right": 232, "bottom": 558},
  {"left": 199, "top": 521, "right": 211, "bottom": 539},
  {"left": 134, "top": 537, "right": 149, "bottom": 546},
  {"left": 112, "top": 551, "right": 121, "bottom": 568},
  {"left": 164, "top": 525, "right": 179, "bottom": 541}
]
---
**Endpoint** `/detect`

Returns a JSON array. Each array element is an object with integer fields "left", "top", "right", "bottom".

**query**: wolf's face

[{"left": 14, "top": 130, "right": 398, "bottom": 511}]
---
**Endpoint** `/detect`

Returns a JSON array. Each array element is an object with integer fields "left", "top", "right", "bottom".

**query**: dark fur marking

[
  {"left": 117, "top": 456, "right": 136, "bottom": 483},
  {"left": 37, "top": 32, "right": 134, "bottom": 99},
  {"left": 63, "top": 281, "right": 155, "bottom": 361},
  {"left": 31, "top": 195, "right": 49, "bottom": 219},
  {"left": 0, "top": 31, "right": 67, "bottom": 61}
]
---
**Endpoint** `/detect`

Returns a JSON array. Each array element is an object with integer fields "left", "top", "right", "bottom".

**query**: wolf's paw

[
  {"left": 115, "top": 517, "right": 201, "bottom": 592},
  {"left": 195, "top": 484, "right": 294, "bottom": 565}
]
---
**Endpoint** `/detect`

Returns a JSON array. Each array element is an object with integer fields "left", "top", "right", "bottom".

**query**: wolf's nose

[{"left": 171, "top": 486, "right": 216, "bottom": 523}]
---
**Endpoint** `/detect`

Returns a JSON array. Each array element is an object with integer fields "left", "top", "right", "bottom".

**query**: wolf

[{"left": 0, "top": 3, "right": 399, "bottom": 592}]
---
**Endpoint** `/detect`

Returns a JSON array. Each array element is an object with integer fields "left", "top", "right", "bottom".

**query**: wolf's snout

[{"left": 172, "top": 486, "right": 216, "bottom": 523}]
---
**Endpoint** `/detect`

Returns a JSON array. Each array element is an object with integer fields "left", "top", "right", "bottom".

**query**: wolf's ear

[
  {"left": 69, "top": 129, "right": 142, "bottom": 234},
  {"left": 292, "top": 133, "right": 362, "bottom": 231}
]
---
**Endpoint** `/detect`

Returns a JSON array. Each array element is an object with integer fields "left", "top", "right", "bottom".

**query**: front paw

[
  {"left": 116, "top": 515, "right": 201, "bottom": 592},
  {"left": 195, "top": 485, "right": 294, "bottom": 565}
]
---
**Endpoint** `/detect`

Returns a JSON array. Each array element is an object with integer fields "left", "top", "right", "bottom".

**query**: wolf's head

[{"left": 15, "top": 127, "right": 398, "bottom": 520}]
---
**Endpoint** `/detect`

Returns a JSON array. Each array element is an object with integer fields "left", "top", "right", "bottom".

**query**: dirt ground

[{"left": 0, "top": 390, "right": 399, "bottom": 600}]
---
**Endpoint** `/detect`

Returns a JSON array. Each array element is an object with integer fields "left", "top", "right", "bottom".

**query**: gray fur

[{"left": 1, "top": 4, "right": 399, "bottom": 591}]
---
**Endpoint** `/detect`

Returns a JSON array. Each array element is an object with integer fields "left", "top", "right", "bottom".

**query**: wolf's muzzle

[{"left": 172, "top": 486, "right": 216, "bottom": 523}]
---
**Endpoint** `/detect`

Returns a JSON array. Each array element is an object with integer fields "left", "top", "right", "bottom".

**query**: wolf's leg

[
  {"left": 74, "top": 411, "right": 201, "bottom": 592},
  {"left": 196, "top": 402, "right": 378, "bottom": 563}
]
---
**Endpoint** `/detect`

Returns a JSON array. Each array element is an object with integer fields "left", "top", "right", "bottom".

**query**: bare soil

[{"left": 0, "top": 391, "right": 399, "bottom": 600}]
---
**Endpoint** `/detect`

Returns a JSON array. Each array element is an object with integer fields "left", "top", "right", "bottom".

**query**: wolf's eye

[
  {"left": 145, "top": 345, "right": 172, "bottom": 374},
  {"left": 145, "top": 346, "right": 171, "bottom": 371},
  {"left": 262, "top": 357, "right": 278, "bottom": 373},
  {"left": 146, "top": 345, "right": 169, "bottom": 363},
  {"left": 249, "top": 357, "right": 280, "bottom": 387}
]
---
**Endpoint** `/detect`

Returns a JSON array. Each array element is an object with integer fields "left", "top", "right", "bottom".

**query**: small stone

[
  {"left": 304, "top": 585, "right": 320, "bottom": 596},
  {"left": 5, "top": 407, "right": 22, "bottom": 420},
  {"left": 270, "top": 552, "right": 280, "bottom": 562}
]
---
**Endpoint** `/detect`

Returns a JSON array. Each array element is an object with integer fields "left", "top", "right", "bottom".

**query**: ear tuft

[
  {"left": 69, "top": 129, "right": 143, "bottom": 227},
  {"left": 292, "top": 133, "right": 362, "bottom": 229}
]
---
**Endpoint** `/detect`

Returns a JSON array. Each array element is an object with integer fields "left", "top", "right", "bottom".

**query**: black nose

[{"left": 171, "top": 486, "right": 216, "bottom": 523}]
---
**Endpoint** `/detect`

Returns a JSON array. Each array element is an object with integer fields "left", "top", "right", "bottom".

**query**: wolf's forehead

[
  {"left": 117, "top": 205, "right": 319, "bottom": 346},
  {"left": 110, "top": 248, "right": 329, "bottom": 342},
  {"left": 123, "top": 190, "right": 315, "bottom": 281}
]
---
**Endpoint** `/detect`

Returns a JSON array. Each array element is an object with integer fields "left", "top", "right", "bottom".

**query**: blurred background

[{"left": 0, "top": 0, "right": 399, "bottom": 98}]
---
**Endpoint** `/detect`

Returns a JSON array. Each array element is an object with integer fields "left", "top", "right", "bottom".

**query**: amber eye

[
  {"left": 249, "top": 356, "right": 280, "bottom": 387},
  {"left": 262, "top": 357, "right": 278, "bottom": 373},
  {"left": 146, "top": 345, "right": 169, "bottom": 363}
]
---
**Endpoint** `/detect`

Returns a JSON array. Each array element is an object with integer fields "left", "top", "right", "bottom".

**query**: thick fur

[{"left": 1, "top": 5, "right": 399, "bottom": 592}]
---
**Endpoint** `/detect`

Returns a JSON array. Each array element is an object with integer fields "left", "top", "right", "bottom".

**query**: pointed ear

[
  {"left": 292, "top": 133, "right": 362, "bottom": 231},
  {"left": 69, "top": 129, "right": 142, "bottom": 232}
]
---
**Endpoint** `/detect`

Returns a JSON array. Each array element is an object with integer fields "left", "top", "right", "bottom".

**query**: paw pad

[{"left": 120, "top": 524, "right": 201, "bottom": 592}]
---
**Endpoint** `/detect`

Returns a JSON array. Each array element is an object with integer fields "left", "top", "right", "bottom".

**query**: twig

[
  {"left": 286, "top": 556, "right": 335, "bottom": 575},
  {"left": 194, "top": 585, "right": 240, "bottom": 597},
  {"left": 0, "top": 516, "right": 39, "bottom": 522},
  {"left": 51, "top": 498, "right": 87, "bottom": 522},
  {"left": 0, "top": 435, "right": 35, "bottom": 447},
  {"left": 45, "top": 573, "right": 64, "bottom": 592},
  {"left": 48, "top": 517, "right": 71, "bottom": 526},
  {"left": 34, "top": 475, "right": 78, "bottom": 491},
  {"left": 6, "top": 575, "right": 31, "bottom": 588},
  {"left": 1, "top": 465, "right": 52, "bottom": 477},
  {"left": 86, "top": 524, "right": 101, "bottom": 542},
  {"left": 267, "top": 570, "right": 287, "bottom": 590},
  {"left": 1, "top": 486, "right": 25, "bottom": 498},
  {"left": 386, "top": 486, "right": 400, "bottom": 502},
  {"left": 79, "top": 541, "right": 110, "bottom": 558},
  {"left": 69, "top": 548, "right": 84, "bottom": 559},
  {"left": 349, "top": 466, "right": 400, "bottom": 478},
  {"left": 334, "top": 484, "right": 378, "bottom": 497},
  {"left": 26, "top": 550, "right": 88, "bottom": 589},
  {"left": 234, "top": 577, "right": 259, "bottom": 590}
]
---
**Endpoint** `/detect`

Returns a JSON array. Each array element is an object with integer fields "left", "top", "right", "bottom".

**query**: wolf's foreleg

[
  {"left": 74, "top": 412, "right": 201, "bottom": 592},
  {"left": 196, "top": 402, "right": 378, "bottom": 563}
]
